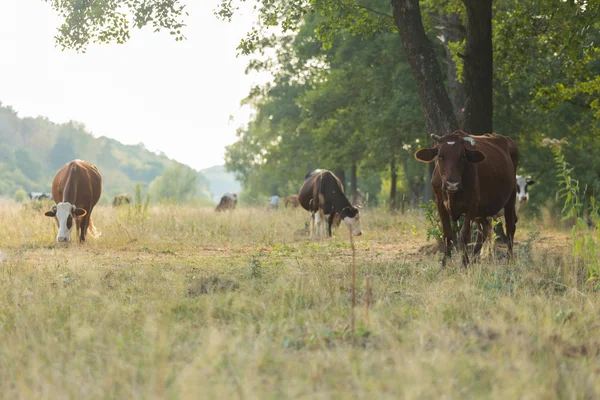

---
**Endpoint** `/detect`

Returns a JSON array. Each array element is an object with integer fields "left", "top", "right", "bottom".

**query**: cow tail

[{"left": 88, "top": 216, "right": 101, "bottom": 238}]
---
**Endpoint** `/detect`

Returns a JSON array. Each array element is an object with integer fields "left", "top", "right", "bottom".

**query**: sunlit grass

[{"left": 0, "top": 201, "right": 598, "bottom": 398}]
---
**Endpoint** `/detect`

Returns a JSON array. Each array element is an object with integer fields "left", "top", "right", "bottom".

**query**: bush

[{"left": 14, "top": 189, "right": 27, "bottom": 203}]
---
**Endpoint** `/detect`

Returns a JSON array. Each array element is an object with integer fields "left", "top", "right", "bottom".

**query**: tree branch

[{"left": 355, "top": 4, "right": 394, "bottom": 20}]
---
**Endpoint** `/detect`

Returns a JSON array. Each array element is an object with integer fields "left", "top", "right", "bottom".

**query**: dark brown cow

[
  {"left": 414, "top": 131, "right": 519, "bottom": 266},
  {"left": 215, "top": 193, "right": 238, "bottom": 212},
  {"left": 298, "top": 169, "right": 362, "bottom": 237},
  {"left": 44, "top": 160, "right": 102, "bottom": 242},
  {"left": 112, "top": 193, "right": 132, "bottom": 207},
  {"left": 284, "top": 195, "right": 300, "bottom": 208}
]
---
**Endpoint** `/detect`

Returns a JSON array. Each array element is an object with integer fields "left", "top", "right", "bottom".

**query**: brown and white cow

[
  {"left": 298, "top": 169, "right": 362, "bottom": 237},
  {"left": 112, "top": 193, "right": 132, "bottom": 207},
  {"left": 215, "top": 193, "right": 238, "bottom": 212},
  {"left": 414, "top": 131, "right": 519, "bottom": 266},
  {"left": 45, "top": 160, "right": 102, "bottom": 242}
]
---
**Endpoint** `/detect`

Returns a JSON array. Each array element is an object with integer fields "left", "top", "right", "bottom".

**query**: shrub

[{"left": 14, "top": 189, "right": 27, "bottom": 203}]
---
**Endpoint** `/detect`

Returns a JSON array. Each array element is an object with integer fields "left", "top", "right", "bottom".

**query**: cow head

[
  {"left": 516, "top": 175, "right": 535, "bottom": 205},
  {"left": 44, "top": 202, "right": 87, "bottom": 242},
  {"left": 414, "top": 132, "right": 486, "bottom": 193},
  {"left": 340, "top": 206, "right": 362, "bottom": 236}
]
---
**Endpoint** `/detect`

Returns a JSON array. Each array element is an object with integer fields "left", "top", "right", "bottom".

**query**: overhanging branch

[{"left": 356, "top": 4, "right": 394, "bottom": 20}]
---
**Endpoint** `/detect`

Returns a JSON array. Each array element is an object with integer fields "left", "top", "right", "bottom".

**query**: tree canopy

[{"left": 43, "top": 0, "right": 600, "bottom": 211}]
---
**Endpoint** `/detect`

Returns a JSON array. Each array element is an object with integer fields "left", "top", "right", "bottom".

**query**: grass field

[{"left": 0, "top": 201, "right": 598, "bottom": 399}]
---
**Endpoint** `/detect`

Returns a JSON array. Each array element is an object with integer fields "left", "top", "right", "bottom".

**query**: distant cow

[
  {"left": 298, "top": 169, "right": 362, "bottom": 237},
  {"left": 269, "top": 195, "right": 280, "bottom": 209},
  {"left": 414, "top": 131, "right": 519, "bottom": 266},
  {"left": 516, "top": 175, "right": 535, "bottom": 213},
  {"left": 215, "top": 193, "right": 238, "bottom": 212},
  {"left": 350, "top": 189, "right": 368, "bottom": 208},
  {"left": 494, "top": 175, "right": 535, "bottom": 242},
  {"left": 284, "top": 195, "right": 300, "bottom": 208},
  {"left": 44, "top": 160, "right": 102, "bottom": 242},
  {"left": 112, "top": 193, "right": 132, "bottom": 207},
  {"left": 28, "top": 192, "right": 52, "bottom": 201}
]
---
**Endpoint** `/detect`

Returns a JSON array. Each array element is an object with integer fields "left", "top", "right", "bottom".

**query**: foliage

[
  {"left": 13, "top": 189, "right": 27, "bottom": 203},
  {"left": 42, "top": 0, "right": 187, "bottom": 51},
  {"left": 132, "top": 183, "right": 151, "bottom": 217},
  {"left": 216, "top": 0, "right": 600, "bottom": 213},
  {"left": 149, "top": 163, "right": 199, "bottom": 204},
  {"left": 544, "top": 137, "right": 600, "bottom": 282},
  {"left": 224, "top": 7, "right": 426, "bottom": 202},
  {"left": 420, "top": 200, "right": 442, "bottom": 242}
]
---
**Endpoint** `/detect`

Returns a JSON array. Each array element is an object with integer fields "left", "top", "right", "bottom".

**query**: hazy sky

[{"left": 0, "top": 0, "right": 266, "bottom": 171}]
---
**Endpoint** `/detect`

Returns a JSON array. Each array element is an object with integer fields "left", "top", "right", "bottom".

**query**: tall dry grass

[{"left": 0, "top": 201, "right": 598, "bottom": 399}]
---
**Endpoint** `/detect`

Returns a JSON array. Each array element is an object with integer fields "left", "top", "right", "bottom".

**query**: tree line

[{"left": 0, "top": 103, "right": 211, "bottom": 204}]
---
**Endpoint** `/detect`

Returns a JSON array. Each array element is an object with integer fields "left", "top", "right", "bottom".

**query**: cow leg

[
  {"left": 75, "top": 218, "right": 82, "bottom": 241},
  {"left": 327, "top": 213, "right": 336, "bottom": 237},
  {"left": 310, "top": 213, "right": 316, "bottom": 237},
  {"left": 504, "top": 191, "right": 518, "bottom": 259},
  {"left": 79, "top": 214, "right": 88, "bottom": 242},
  {"left": 494, "top": 221, "right": 509, "bottom": 243},
  {"left": 458, "top": 216, "right": 474, "bottom": 267},
  {"left": 436, "top": 201, "right": 454, "bottom": 267},
  {"left": 473, "top": 218, "right": 490, "bottom": 258}
]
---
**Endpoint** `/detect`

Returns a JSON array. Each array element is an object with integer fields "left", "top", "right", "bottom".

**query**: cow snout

[
  {"left": 444, "top": 181, "right": 461, "bottom": 192},
  {"left": 354, "top": 231, "right": 363, "bottom": 236},
  {"left": 57, "top": 236, "right": 69, "bottom": 243}
]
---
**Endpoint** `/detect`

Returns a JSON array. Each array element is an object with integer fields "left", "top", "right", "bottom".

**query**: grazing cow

[
  {"left": 215, "top": 193, "right": 238, "bottom": 212},
  {"left": 298, "top": 169, "right": 362, "bottom": 237},
  {"left": 112, "top": 193, "right": 132, "bottom": 207},
  {"left": 28, "top": 192, "right": 52, "bottom": 201},
  {"left": 284, "top": 195, "right": 300, "bottom": 208},
  {"left": 350, "top": 189, "right": 368, "bottom": 208},
  {"left": 414, "top": 131, "right": 519, "bottom": 266},
  {"left": 44, "top": 160, "right": 102, "bottom": 242}
]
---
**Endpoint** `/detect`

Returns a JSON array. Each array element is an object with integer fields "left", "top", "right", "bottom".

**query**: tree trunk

[
  {"left": 350, "top": 163, "right": 358, "bottom": 194},
  {"left": 392, "top": 0, "right": 458, "bottom": 137},
  {"left": 461, "top": 0, "right": 493, "bottom": 134},
  {"left": 334, "top": 168, "right": 346, "bottom": 192},
  {"left": 438, "top": 13, "right": 466, "bottom": 122},
  {"left": 424, "top": 164, "right": 433, "bottom": 202},
  {"left": 390, "top": 160, "right": 397, "bottom": 211}
]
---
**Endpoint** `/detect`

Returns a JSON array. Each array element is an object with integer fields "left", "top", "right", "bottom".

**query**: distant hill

[
  {"left": 200, "top": 165, "right": 241, "bottom": 202},
  {"left": 0, "top": 102, "right": 211, "bottom": 203}
]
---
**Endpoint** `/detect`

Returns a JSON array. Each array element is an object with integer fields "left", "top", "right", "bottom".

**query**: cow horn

[
  {"left": 464, "top": 137, "right": 476, "bottom": 146},
  {"left": 431, "top": 134, "right": 443, "bottom": 142}
]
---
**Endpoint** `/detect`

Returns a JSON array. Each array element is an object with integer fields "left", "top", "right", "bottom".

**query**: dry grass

[{"left": 0, "top": 201, "right": 598, "bottom": 399}]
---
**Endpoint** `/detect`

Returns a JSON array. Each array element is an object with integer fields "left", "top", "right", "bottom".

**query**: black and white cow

[
  {"left": 28, "top": 192, "right": 52, "bottom": 201},
  {"left": 298, "top": 169, "right": 362, "bottom": 237},
  {"left": 515, "top": 175, "right": 535, "bottom": 213},
  {"left": 494, "top": 175, "right": 535, "bottom": 242}
]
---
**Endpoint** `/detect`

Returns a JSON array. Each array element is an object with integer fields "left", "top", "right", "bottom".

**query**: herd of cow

[{"left": 39, "top": 131, "right": 534, "bottom": 266}]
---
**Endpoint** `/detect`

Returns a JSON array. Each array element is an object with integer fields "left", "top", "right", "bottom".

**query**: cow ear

[
  {"left": 465, "top": 149, "right": 485, "bottom": 164},
  {"left": 414, "top": 148, "right": 438, "bottom": 163},
  {"left": 73, "top": 208, "right": 87, "bottom": 217},
  {"left": 527, "top": 179, "right": 535, "bottom": 186},
  {"left": 44, "top": 210, "right": 56, "bottom": 217}
]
